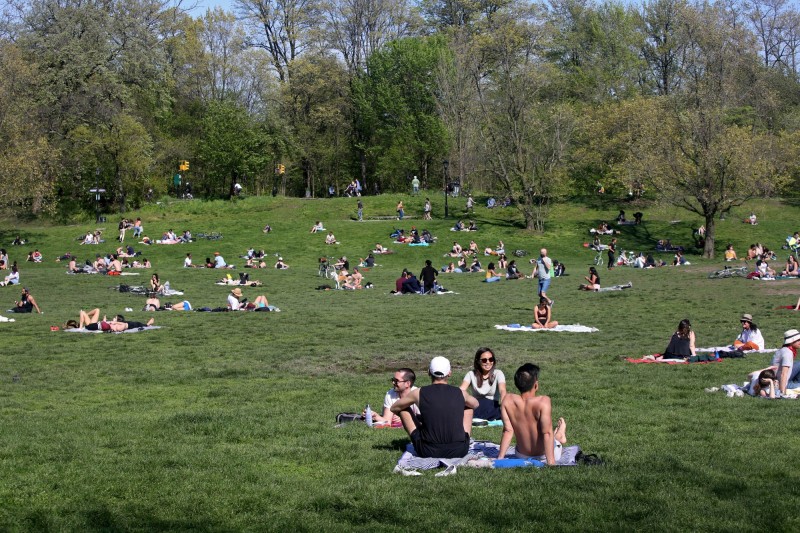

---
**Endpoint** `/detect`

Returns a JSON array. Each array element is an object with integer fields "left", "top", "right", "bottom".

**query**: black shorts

[{"left": 410, "top": 430, "right": 469, "bottom": 459}]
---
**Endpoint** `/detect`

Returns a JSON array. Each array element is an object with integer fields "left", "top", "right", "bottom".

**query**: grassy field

[{"left": 1, "top": 193, "right": 799, "bottom": 531}]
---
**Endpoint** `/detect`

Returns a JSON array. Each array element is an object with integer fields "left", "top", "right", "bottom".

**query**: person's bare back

[{"left": 498, "top": 363, "right": 567, "bottom": 465}]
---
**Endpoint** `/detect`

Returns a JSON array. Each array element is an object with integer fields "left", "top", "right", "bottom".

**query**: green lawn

[{"left": 2, "top": 194, "right": 799, "bottom": 531}]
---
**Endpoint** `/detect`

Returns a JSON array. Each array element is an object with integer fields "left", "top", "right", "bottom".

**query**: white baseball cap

[{"left": 429, "top": 356, "right": 451, "bottom": 378}]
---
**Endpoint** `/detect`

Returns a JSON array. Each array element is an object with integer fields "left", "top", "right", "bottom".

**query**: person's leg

[
  {"left": 398, "top": 409, "right": 418, "bottom": 437},
  {"left": 554, "top": 417, "right": 567, "bottom": 445},
  {"left": 547, "top": 320, "right": 558, "bottom": 328}
]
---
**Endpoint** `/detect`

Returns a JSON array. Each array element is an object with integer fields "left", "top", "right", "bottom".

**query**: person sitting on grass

[
  {"left": 442, "top": 262, "right": 458, "bottom": 273},
  {"left": 506, "top": 260, "right": 521, "bottom": 280},
  {"left": 725, "top": 244, "right": 738, "bottom": 261},
  {"left": 460, "top": 348, "right": 506, "bottom": 421},
  {"left": 579, "top": 267, "right": 600, "bottom": 291},
  {"left": 781, "top": 255, "right": 798, "bottom": 277},
  {"left": 343, "top": 267, "right": 363, "bottom": 290},
  {"left": 755, "top": 259, "right": 775, "bottom": 278},
  {"left": 498, "top": 363, "right": 567, "bottom": 465},
  {"left": 1, "top": 265, "right": 20, "bottom": 286},
  {"left": 448, "top": 242, "right": 463, "bottom": 257},
  {"left": 275, "top": 257, "right": 289, "bottom": 269},
  {"left": 310, "top": 221, "right": 324, "bottom": 233},
  {"left": 484, "top": 262, "right": 501, "bottom": 282},
  {"left": 498, "top": 254, "right": 508, "bottom": 270},
  {"left": 8, "top": 287, "right": 41, "bottom": 314},
  {"left": 325, "top": 231, "right": 338, "bottom": 245},
  {"left": 214, "top": 252, "right": 232, "bottom": 269},
  {"left": 391, "top": 357, "right": 478, "bottom": 459},
  {"left": 452, "top": 220, "right": 465, "bottom": 232},
  {"left": 733, "top": 314, "right": 765, "bottom": 351},
  {"left": 660, "top": 319, "right": 696, "bottom": 361},
  {"left": 532, "top": 297, "right": 557, "bottom": 329},
  {"left": 369, "top": 368, "right": 420, "bottom": 427},
  {"left": 401, "top": 271, "right": 422, "bottom": 294}
]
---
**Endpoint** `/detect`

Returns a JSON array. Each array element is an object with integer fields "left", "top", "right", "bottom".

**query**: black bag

[
  {"left": 575, "top": 451, "right": 605, "bottom": 466},
  {"left": 718, "top": 349, "right": 745, "bottom": 359}
]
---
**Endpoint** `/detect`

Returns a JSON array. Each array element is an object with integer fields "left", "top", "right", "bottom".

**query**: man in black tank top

[{"left": 391, "top": 356, "right": 478, "bottom": 458}]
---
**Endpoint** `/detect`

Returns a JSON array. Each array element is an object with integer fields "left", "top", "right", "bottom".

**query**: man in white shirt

[
  {"left": 213, "top": 252, "right": 227, "bottom": 268},
  {"left": 371, "top": 368, "right": 419, "bottom": 426}
]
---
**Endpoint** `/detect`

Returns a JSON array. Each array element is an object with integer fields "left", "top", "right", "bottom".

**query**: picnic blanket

[
  {"left": 215, "top": 280, "right": 262, "bottom": 287},
  {"left": 495, "top": 324, "right": 598, "bottom": 333},
  {"left": 597, "top": 283, "right": 632, "bottom": 292},
  {"left": 696, "top": 346, "right": 777, "bottom": 354},
  {"left": 408, "top": 242, "right": 430, "bottom": 247},
  {"left": 395, "top": 440, "right": 581, "bottom": 474},
  {"left": 706, "top": 383, "right": 799, "bottom": 399},
  {"left": 625, "top": 355, "right": 722, "bottom": 364},
  {"left": 64, "top": 326, "right": 162, "bottom": 334}
]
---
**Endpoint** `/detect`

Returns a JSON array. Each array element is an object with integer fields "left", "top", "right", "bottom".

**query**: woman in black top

[{"left": 662, "top": 319, "right": 696, "bottom": 360}]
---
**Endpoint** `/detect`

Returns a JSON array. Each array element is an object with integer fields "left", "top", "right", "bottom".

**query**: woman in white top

[
  {"left": 460, "top": 347, "right": 507, "bottom": 420},
  {"left": 733, "top": 314, "right": 765, "bottom": 351}
]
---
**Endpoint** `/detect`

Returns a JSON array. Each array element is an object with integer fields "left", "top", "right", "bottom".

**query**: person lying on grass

[
  {"left": 144, "top": 295, "right": 192, "bottom": 311},
  {"left": 748, "top": 329, "right": 800, "bottom": 395},
  {"left": 498, "top": 363, "right": 568, "bottom": 465},
  {"left": 391, "top": 356, "right": 477, "bottom": 459},
  {"left": 66, "top": 311, "right": 154, "bottom": 331},
  {"left": 532, "top": 297, "right": 557, "bottom": 329},
  {"left": 749, "top": 369, "right": 779, "bottom": 398}
]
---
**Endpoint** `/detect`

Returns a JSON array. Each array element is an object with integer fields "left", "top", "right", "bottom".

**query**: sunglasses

[
  {"left": 391, "top": 378, "right": 408, "bottom": 384},
  {"left": 480, "top": 357, "right": 495, "bottom": 363}
]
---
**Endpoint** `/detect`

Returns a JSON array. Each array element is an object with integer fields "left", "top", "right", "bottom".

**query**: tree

[
  {"left": 353, "top": 36, "right": 450, "bottom": 192},
  {"left": 472, "top": 3, "right": 576, "bottom": 231},
  {"left": 237, "top": 0, "right": 321, "bottom": 82}
]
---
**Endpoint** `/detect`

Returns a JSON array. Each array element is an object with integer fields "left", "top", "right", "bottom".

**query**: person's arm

[
  {"left": 462, "top": 389, "right": 479, "bottom": 410},
  {"left": 29, "top": 295, "right": 41, "bottom": 314},
  {"left": 497, "top": 381, "right": 507, "bottom": 404},
  {"left": 767, "top": 380, "right": 776, "bottom": 399},
  {"left": 689, "top": 331, "right": 696, "bottom": 356},
  {"left": 390, "top": 388, "right": 419, "bottom": 414},
  {"left": 779, "top": 365, "right": 790, "bottom": 394},
  {"left": 545, "top": 306, "right": 552, "bottom": 324},
  {"left": 498, "top": 403, "right": 514, "bottom": 459},
  {"left": 539, "top": 399, "right": 555, "bottom": 465},
  {"left": 795, "top": 295, "right": 800, "bottom": 311},
  {"left": 459, "top": 373, "right": 470, "bottom": 393}
]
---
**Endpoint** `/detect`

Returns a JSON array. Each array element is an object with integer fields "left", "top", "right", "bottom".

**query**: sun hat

[
  {"left": 784, "top": 329, "right": 800, "bottom": 345},
  {"left": 231, "top": 288, "right": 243, "bottom": 298},
  {"left": 740, "top": 314, "right": 753, "bottom": 323},
  {"left": 429, "top": 356, "right": 451, "bottom": 378}
]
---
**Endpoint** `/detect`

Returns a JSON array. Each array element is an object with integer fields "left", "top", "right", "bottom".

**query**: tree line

[{"left": 1, "top": 0, "right": 799, "bottom": 255}]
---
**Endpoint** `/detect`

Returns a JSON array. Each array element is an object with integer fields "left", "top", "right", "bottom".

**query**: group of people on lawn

[{"left": 371, "top": 349, "right": 567, "bottom": 464}]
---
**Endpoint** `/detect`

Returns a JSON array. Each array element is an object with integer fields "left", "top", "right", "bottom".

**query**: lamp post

[
  {"left": 89, "top": 168, "right": 106, "bottom": 223},
  {"left": 443, "top": 159, "right": 449, "bottom": 218}
]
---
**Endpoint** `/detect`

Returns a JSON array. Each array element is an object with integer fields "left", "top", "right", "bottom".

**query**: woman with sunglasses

[{"left": 460, "top": 348, "right": 507, "bottom": 421}]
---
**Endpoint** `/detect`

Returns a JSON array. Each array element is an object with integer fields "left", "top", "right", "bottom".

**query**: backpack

[
  {"left": 514, "top": 249, "right": 527, "bottom": 257},
  {"left": 575, "top": 451, "right": 605, "bottom": 466}
]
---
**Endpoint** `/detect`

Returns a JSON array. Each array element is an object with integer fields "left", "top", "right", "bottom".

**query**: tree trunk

[{"left": 703, "top": 213, "right": 716, "bottom": 259}]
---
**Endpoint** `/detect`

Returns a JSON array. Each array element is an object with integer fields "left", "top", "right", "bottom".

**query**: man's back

[
  {"left": 418, "top": 384, "right": 467, "bottom": 446},
  {"left": 420, "top": 265, "right": 436, "bottom": 285},
  {"left": 502, "top": 393, "right": 552, "bottom": 457}
]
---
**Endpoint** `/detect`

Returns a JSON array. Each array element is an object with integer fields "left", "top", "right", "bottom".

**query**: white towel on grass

[
  {"left": 495, "top": 324, "right": 598, "bottom": 333},
  {"left": 696, "top": 347, "right": 777, "bottom": 354}
]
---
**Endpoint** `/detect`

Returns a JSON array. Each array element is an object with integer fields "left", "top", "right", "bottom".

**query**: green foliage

[{"left": 354, "top": 36, "right": 451, "bottom": 190}]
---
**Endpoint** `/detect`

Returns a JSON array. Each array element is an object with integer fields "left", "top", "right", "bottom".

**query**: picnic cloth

[
  {"left": 215, "top": 280, "right": 262, "bottom": 286},
  {"left": 495, "top": 324, "right": 598, "bottom": 333},
  {"left": 696, "top": 346, "right": 777, "bottom": 354},
  {"left": 395, "top": 440, "right": 580, "bottom": 473},
  {"left": 408, "top": 242, "right": 430, "bottom": 247},
  {"left": 597, "top": 283, "right": 632, "bottom": 292},
  {"left": 625, "top": 355, "right": 722, "bottom": 364},
  {"left": 64, "top": 326, "right": 162, "bottom": 334},
  {"left": 706, "top": 383, "right": 799, "bottom": 399}
]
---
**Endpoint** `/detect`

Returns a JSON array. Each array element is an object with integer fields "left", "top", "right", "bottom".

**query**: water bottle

[{"left": 365, "top": 404, "right": 373, "bottom": 427}]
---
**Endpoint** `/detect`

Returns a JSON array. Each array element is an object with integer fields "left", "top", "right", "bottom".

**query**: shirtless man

[{"left": 498, "top": 363, "right": 567, "bottom": 465}]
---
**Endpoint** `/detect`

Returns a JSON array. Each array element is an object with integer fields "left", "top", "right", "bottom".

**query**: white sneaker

[
  {"left": 435, "top": 465, "right": 457, "bottom": 477},
  {"left": 393, "top": 465, "right": 422, "bottom": 476}
]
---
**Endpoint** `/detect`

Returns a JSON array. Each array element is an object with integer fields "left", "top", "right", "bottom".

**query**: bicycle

[
  {"left": 196, "top": 232, "right": 223, "bottom": 240},
  {"left": 708, "top": 265, "right": 749, "bottom": 279}
]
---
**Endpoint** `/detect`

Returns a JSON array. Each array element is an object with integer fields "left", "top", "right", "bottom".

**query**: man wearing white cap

[
  {"left": 772, "top": 329, "right": 800, "bottom": 394},
  {"left": 391, "top": 356, "right": 478, "bottom": 458}
]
